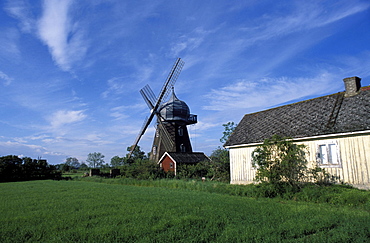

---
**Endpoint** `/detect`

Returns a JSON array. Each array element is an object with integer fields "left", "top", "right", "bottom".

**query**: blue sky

[{"left": 1, "top": 0, "right": 369, "bottom": 165}]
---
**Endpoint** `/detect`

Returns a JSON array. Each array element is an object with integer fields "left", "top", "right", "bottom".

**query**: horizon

[{"left": 1, "top": 0, "right": 369, "bottom": 164}]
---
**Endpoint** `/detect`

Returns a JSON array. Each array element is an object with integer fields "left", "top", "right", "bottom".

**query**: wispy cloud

[
  {"left": 0, "top": 71, "right": 13, "bottom": 86},
  {"left": 170, "top": 27, "right": 214, "bottom": 57},
  {"left": 0, "top": 140, "right": 48, "bottom": 155},
  {"left": 109, "top": 106, "right": 129, "bottom": 120},
  {"left": 4, "top": 0, "right": 35, "bottom": 32},
  {"left": 203, "top": 72, "right": 339, "bottom": 112},
  {"left": 0, "top": 28, "right": 21, "bottom": 61},
  {"left": 48, "top": 110, "right": 86, "bottom": 129},
  {"left": 240, "top": 1, "right": 370, "bottom": 44},
  {"left": 101, "top": 77, "right": 126, "bottom": 99},
  {"left": 37, "top": 0, "right": 88, "bottom": 71}
]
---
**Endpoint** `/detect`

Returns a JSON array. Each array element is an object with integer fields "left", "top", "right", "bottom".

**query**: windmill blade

[
  {"left": 140, "top": 85, "right": 156, "bottom": 110},
  {"left": 154, "top": 58, "right": 185, "bottom": 111},
  {"left": 128, "top": 112, "right": 156, "bottom": 157},
  {"left": 128, "top": 58, "right": 185, "bottom": 158}
]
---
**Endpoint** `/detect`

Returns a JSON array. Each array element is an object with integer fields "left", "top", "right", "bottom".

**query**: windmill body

[
  {"left": 150, "top": 89, "right": 197, "bottom": 162},
  {"left": 130, "top": 58, "right": 204, "bottom": 167}
]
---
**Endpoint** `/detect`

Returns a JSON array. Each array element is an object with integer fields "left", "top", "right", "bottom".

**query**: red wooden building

[{"left": 158, "top": 152, "right": 210, "bottom": 175}]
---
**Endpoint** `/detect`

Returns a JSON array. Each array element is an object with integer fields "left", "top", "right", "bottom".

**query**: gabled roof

[
  {"left": 158, "top": 152, "right": 210, "bottom": 164},
  {"left": 224, "top": 85, "right": 370, "bottom": 147}
]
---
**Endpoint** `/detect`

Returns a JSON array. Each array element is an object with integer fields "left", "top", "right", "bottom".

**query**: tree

[
  {"left": 86, "top": 152, "right": 105, "bottom": 168},
  {"left": 252, "top": 135, "right": 307, "bottom": 186},
  {"left": 0, "top": 155, "right": 61, "bottom": 182},
  {"left": 111, "top": 156, "right": 125, "bottom": 167},
  {"left": 220, "top": 122, "right": 237, "bottom": 144},
  {"left": 177, "top": 122, "right": 234, "bottom": 181},
  {"left": 79, "top": 163, "right": 88, "bottom": 170},
  {"left": 208, "top": 147, "right": 230, "bottom": 182},
  {"left": 62, "top": 157, "right": 80, "bottom": 171},
  {"left": 65, "top": 157, "right": 80, "bottom": 168},
  {"left": 125, "top": 146, "right": 146, "bottom": 164},
  {"left": 0, "top": 155, "right": 23, "bottom": 181}
]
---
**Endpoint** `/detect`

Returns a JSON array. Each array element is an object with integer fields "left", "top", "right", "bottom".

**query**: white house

[{"left": 224, "top": 77, "right": 370, "bottom": 189}]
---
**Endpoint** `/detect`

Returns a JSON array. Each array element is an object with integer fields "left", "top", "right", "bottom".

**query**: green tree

[
  {"left": 220, "top": 121, "right": 237, "bottom": 144},
  {"left": 79, "top": 163, "right": 88, "bottom": 170},
  {"left": 252, "top": 135, "right": 307, "bottom": 186},
  {"left": 111, "top": 156, "right": 125, "bottom": 167},
  {"left": 62, "top": 157, "right": 80, "bottom": 171},
  {"left": 126, "top": 146, "right": 146, "bottom": 164},
  {"left": 177, "top": 122, "right": 233, "bottom": 181},
  {"left": 86, "top": 152, "right": 105, "bottom": 168},
  {"left": 0, "top": 155, "right": 23, "bottom": 182},
  {"left": 66, "top": 157, "right": 80, "bottom": 168},
  {"left": 0, "top": 155, "right": 60, "bottom": 182},
  {"left": 208, "top": 147, "right": 230, "bottom": 182}
]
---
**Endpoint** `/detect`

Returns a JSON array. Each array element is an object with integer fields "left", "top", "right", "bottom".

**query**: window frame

[{"left": 316, "top": 140, "right": 341, "bottom": 168}]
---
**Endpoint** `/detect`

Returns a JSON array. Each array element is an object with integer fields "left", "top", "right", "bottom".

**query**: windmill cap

[{"left": 159, "top": 90, "right": 190, "bottom": 122}]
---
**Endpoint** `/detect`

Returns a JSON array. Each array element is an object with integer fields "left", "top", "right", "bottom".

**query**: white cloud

[
  {"left": 4, "top": 0, "right": 35, "bottom": 32},
  {"left": 170, "top": 27, "right": 215, "bottom": 57},
  {"left": 0, "top": 28, "right": 21, "bottom": 61},
  {"left": 101, "top": 77, "right": 126, "bottom": 99},
  {"left": 49, "top": 110, "right": 86, "bottom": 128},
  {"left": 109, "top": 106, "right": 129, "bottom": 120},
  {"left": 0, "top": 71, "right": 13, "bottom": 86},
  {"left": 241, "top": 1, "right": 370, "bottom": 44},
  {"left": 0, "top": 140, "right": 47, "bottom": 154},
  {"left": 204, "top": 72, "right": 340, "bottom": 112},
  {"left": 37, "top": 0, "right": 88, "bottom": 71}
]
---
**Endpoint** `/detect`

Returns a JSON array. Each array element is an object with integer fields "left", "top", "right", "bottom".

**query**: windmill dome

[{"left": 159, "top": 90, "right": 190, "bottom": 122}]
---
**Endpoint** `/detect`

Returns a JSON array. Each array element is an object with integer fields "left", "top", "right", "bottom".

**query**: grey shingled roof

[
  {"left": 166, "top": 152, "right": 210, "bottom": 164},
  {"left": 224, "top": 86, "right": 370, "bottom": 147}
]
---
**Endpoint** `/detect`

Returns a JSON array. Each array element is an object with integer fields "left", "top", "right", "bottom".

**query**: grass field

[{"left": 0, "top": 180, "right": 369, "bottom": 242}]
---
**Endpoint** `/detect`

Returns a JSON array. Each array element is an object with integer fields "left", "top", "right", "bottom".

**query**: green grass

[
  {"left": 1, "top": 180, "right": 369, "bottom": 242},
  {"left": 61, "top": 170, "right": 88, "bottom": 178}
]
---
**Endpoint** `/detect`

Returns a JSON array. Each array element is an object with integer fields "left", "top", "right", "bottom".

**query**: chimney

[{"left": 343, "top": 76, "right": 361, "bottom": 97}]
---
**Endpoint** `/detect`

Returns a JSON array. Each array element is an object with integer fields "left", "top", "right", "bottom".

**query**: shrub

[
  {"left": 0, "top": 155, "right": 61, "bottom": 182},
  {"left": 252, "top": 135, "right": 308, "bottom": 186}
]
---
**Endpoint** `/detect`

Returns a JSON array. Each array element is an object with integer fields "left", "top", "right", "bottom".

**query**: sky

[{"left": 1, "top": 0, "right": 369, "bottom": 165}]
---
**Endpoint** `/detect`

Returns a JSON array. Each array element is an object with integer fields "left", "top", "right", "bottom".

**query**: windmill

[{"left": 129, "top": 58, "right": 198, "bottom": 162}]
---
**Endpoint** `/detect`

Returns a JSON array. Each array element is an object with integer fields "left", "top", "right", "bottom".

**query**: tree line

[
  {"left": 0, "top": 155, "right": 61, "bottom": 182},
  {"left": 1, "top": 122, "right": 236, "bottom": 182}
]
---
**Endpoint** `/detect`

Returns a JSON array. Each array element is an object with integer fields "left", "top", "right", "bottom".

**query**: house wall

[
  {"left": 160, "top": 156, "right": 176, "bottom": 173},
  {"left": 229, "top": 134, "right": 370, "bottom": 189}
]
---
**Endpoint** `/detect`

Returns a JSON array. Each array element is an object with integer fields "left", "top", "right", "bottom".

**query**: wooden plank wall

[{"left": 229, "top": 134, "right": 370, "bottom": 188}]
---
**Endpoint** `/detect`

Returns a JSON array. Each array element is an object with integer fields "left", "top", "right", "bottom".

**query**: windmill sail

[
  {"left": 140, "top": 85, "right": 156, "bottom": 110},
  {"left": 128, "top": 58, "right": 185, "bottom": 158}
]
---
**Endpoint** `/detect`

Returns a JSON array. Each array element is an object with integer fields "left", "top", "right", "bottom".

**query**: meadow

[{"left": 0, "top": 180, "right": 369, "bottom": 242}]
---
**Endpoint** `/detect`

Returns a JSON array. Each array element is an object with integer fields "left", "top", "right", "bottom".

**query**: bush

[
  {"left": 0, "top": 155, "right": 61, "bottom": 182},
  {"left": 119, "top": 159, "right": 165, "bottom": 180},
  {"left": 252, "top": 135, "right": 308, "bottom": 186}
]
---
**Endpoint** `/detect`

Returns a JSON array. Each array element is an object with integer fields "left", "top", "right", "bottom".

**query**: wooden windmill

[{"left": 129, "top": 58, "right": 198, "bottom": 162}]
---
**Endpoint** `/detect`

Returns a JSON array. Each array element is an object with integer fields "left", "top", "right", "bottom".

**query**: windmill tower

[
  {"left": 129, "top": 58, "right": 198, "bottom": 162},
  {"left": 150, "top": 87, "right": 197, "bottom": 162}
]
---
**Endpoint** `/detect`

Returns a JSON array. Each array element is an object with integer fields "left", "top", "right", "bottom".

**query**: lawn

[{"left": 0, "top": 180, "right": 369, "bottom": 242}]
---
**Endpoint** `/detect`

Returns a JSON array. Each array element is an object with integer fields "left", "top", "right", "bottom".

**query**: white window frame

[
  {"left": 152, "top": 145, "right": 157, "bottom": 155},
  {"left": 180, "top": 144, "right": 186, "bottom": 152},
  {"left": 178, "top": 126, "right": 183, "bottom": 136},
  {"left": 316, "top": 140, "right": 341, "bottom": 168}
]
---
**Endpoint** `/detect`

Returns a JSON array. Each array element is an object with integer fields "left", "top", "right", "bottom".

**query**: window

[
  {"left": 178, "top": 126, "right": 183, "bottom": 136},
  {"left": 152, "top": 145, "right": 157, "bottom": 155},
  {"left": 180, "top": 144, "right": 186, "bottom": 152},
  {"left": 156, "top": 129, "right": 160, "bottom": 137},
  {"left": 170, "top": 162, "right": 173, "bottom": 169},
  {"left": 317, "top": 141, "right": 341, "bottom": 167}
]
